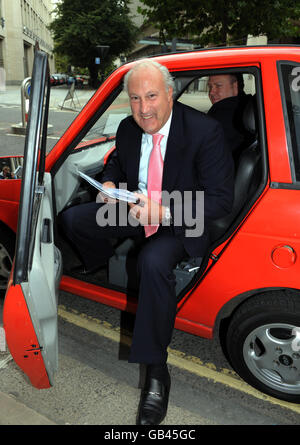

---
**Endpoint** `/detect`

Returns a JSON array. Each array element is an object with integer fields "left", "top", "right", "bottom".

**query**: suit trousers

[{"left": 61, "top": 201, "right": 188, "bottom": 364}]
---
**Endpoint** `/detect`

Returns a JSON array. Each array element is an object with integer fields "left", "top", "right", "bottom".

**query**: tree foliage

[
  {"left": 50, "top": 0, "right": 138, "bottom": 84},
  {"left": 138, "top": 0, "right": 300, "bottom": 46}
]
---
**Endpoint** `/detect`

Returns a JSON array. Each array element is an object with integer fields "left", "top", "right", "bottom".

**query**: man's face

[
  {"left": 128, "top": 66, "right": 173, "bottom": 134},
  {"left": 208, "top": 75, "right": 238, "bottom": 105}
]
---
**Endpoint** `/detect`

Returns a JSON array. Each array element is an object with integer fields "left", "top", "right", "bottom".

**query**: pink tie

[{"left": 144, "top": 133, "right": 164, "bottom": 237}]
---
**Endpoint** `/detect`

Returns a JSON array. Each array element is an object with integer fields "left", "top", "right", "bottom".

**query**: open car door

[{"left": 3, "top": 50, "right": 62, "bottom": 389}]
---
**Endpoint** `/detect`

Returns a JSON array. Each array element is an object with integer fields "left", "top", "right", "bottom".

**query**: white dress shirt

[{"left": 137, "top": 111, "right": 173, "bottom": 195}]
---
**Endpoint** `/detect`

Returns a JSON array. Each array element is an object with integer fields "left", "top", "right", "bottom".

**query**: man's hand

[
  {"left": 129, "top": 193, "right": 164, "bottom": 226},
  {"left": 96, "top": 181, "right": 117, "bottom": 204}
]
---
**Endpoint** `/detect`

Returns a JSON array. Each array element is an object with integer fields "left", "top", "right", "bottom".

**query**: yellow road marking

[{"left": 58, "top": 305, "right": 300, "bottom": 415}]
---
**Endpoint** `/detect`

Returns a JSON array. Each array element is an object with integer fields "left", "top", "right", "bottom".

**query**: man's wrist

[{"left": 103, "top": 181, "right": 116, "bottom": 188}]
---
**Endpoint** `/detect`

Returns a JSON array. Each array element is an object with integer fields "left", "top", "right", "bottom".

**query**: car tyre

[
  {"left": 226, "top": 291, "right": 300, "bottom": 403},
  {"left": 0, "top": 225, "right": 15, "bottom": 295}
]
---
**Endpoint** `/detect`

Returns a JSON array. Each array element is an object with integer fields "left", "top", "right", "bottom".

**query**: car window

[
  {"left": 79, "top": 71, "right": 256, "bottom": 143},
  {"left": 177, "top": 73, "right": 256, "bottom": 113},
  {"left": 279, "top": 63, "right": 300, "bottom": 182},
  {"left": 83, "top": 90, "right": 131, "bottom": 141},
  {"left": 54, "top": 88, "right": 131, "bottom": 213}
]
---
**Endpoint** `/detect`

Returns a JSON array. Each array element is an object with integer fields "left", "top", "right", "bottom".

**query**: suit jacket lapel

[
  {"left": 162, "top": 102, "right": 186, "bottom": 192},
  {"left": 126, "top": 118, "right": 143, "bottom": 190}
]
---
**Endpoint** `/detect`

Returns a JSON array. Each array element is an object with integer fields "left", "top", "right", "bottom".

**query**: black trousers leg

[
  {"left": 129, "top": 228, "right": 187, "bottom": 365},
  {"left": 61, "top": 203, "right": 187, "bottom": 365},
  {"left": 60, "top": 201, "right": 144, "bottom": 269}
]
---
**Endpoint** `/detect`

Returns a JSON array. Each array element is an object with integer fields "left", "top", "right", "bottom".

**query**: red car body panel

[
  {"left": 1, "top": 46, "right": 300, "bottom": 389},
  {"left": 176, "top": 190, "right": 300, "bottom": 331},
  {"left": 0, "top": 179, "right": 21, "bottom": 232},
  {"left": 3, "top": 280, "right": 51, "bottom": 388},
  {"left": 261, "top": 57, "right": 292, "bottom": 183}
]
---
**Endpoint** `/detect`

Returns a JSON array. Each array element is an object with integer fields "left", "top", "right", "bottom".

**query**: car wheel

[
  {"left": 0, "top": 226, "right": 15, "bottom": 295},
  {"left": 226, "top": 291, "right": 300, "bottom": 403}
]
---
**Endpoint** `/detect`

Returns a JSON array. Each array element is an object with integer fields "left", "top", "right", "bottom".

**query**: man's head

[
  {"left": 2, "top": 166, "right": 11, "bottom": 177},
  {"left": 124, "top": 60, "right": 174, "bottom": 134},
  {"left": 208, "top": 74, "right": 241, "bottom": 105}
]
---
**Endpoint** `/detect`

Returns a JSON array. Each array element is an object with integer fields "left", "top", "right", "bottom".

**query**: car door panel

[
  {"left": 3, "top": 282, "right": 52, "bottom": 389},
  {"left": 3, "top": 50, "right": 61, "bottom": 389},
  {"left": 24, "top": 173, "right": 60, "bottom": 385}
]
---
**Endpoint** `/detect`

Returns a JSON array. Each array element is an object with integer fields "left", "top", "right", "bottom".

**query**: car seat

[{"left": 209, "top": 95, "right": 261, "bottom": 242}]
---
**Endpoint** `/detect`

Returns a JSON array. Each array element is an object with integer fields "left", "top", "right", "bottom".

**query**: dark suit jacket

[
  {"left": 101, "top": 101, "right": 234, "bottom": 257},
  {"left": 208, "top": 94, "right": 253, "bottom": 167}
]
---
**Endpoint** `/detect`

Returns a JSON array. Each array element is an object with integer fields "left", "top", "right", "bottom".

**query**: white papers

[
  {"left": 78, "top": 170, "right": 138, "bottom": 203},
  {"left": 103, "top": 113, "right": 127, "bottom": 135}
]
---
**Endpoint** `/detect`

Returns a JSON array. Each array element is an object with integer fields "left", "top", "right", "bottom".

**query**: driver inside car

[{"left": 207, "top": 73, "right": 253, "bottom": 167}]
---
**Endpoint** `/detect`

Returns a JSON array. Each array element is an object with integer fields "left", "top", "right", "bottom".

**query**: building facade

[
  {"left": 127, "top": 1, "right": 272, "bottom": 62},
  {"left": 127, "top": 0, "right": 195, "bottom": 62},
  {"left": 0, "top": 0, "right": 55, "bottom": 85}
]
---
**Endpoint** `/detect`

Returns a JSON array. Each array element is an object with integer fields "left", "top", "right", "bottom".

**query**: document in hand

[{"left": 78, "top": 171, "right": 138, "bottom": 203}]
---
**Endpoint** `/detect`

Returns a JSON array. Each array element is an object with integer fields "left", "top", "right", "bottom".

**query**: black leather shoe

[{"left": 137, "top": 373, "right": 171, "bottom": 425}]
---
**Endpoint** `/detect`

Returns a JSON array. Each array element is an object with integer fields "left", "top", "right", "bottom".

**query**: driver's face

[
  {"left": 208, "top": 75, "right": 238, "bottom": 105},
  {"left": 128, "top": 66, "right": 173, "bottom": 134}
]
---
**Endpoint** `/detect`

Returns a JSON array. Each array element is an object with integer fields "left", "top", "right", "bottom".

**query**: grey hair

[{"left": 123, "top": 59, "right": 175, "bottom": 94}]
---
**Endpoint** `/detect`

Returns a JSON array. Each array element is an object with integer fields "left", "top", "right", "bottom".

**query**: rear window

[
  {"left": 177, "top": 73, "right": 256, "bottom": 114},
  {"left": 280, "top": 63, "right": 300, "bottom": 182}
]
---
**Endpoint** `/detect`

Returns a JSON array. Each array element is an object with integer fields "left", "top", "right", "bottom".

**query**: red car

[{"left": 1, "top": 46, "right": 300, "bottom": 403}]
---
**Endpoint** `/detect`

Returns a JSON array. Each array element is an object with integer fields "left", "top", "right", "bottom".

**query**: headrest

[{"left": 242, "top": 95, "right": 257, "bottom": 135}]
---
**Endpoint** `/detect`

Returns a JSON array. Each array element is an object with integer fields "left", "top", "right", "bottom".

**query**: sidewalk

[
  {"left": 0, "top": 391, "right": 56, "bottom": 425},
  {"left": 0, "top": 85, "right": 96, "bottom": 111},
  {"left": 0, "top": 304, "right": 55, "bottom": 425}
]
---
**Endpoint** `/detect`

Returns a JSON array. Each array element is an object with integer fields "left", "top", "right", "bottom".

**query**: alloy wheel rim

[{"left": 243, "top": 323, "right": 300, "bottom": 394}]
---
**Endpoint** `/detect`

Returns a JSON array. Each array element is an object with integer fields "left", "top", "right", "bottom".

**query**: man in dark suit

[
  {"left": 62, "top": 60, "right": 234, "bottom": 425},
  {"left": 207, "top": 74, "right": 252, "bottom": 167}
]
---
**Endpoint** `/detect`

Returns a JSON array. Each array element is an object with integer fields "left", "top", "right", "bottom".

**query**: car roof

[
  {"left": 124, "top": 45, "right": 300, "bottom": 72},
  {"left": 152, "top": 44, "right": 300, "bottom": 59}
]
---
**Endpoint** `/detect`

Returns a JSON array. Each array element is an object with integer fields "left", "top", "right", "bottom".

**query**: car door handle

[{"left": 41, "top": 218, "right": 52, "bottom": 243}]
